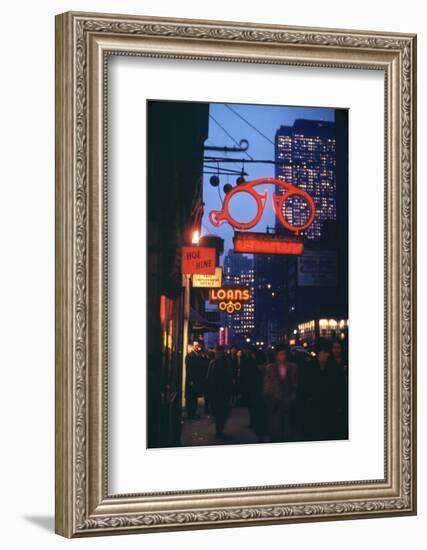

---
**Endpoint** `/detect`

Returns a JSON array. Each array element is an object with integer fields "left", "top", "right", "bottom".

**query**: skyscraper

[
  {"left": 272, "top": 113, "right": 348, "bottom": 342},
  {"left": 222, "top": 250, "right": 255, "bottom": 345},
  {"left": 275, "top": 119, "right": 336, "bottom": 240},
  {"left": 253, "top": 253, "right": 284, "bottom": 346}
]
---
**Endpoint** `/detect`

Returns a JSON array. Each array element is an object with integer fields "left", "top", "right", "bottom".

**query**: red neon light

[
  {"left": 160, "top": 295, "right": 166, "bottom": 322},
  {"left": 209, "top": 287, "right": 251, "bottom": 303},
  {"left": 233, "top": 232, "right": 304, "bottom": 255},
  {"left": 209, "top": 177, "right": 316, "bottom": 234},
  {"left": 209, "top": 286, "right": 252, "bottom": 315}
]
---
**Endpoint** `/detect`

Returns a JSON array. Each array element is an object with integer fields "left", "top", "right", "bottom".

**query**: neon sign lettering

[
  {"left": 210, "top": 288, "right": 251, "bottom": 302},
  {"left": 233, "top": 231, "right": 305, "bottom": 255},
  {"left": 209, "top": 286, "right": 251, "bottom": 315},
  {"left": 209, "top": 177, "right": 316, "bottom": 234}
]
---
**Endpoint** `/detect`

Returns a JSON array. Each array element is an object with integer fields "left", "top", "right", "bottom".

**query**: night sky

[{"left": 201, "top": 102, "right": 335, "bottom": 257}]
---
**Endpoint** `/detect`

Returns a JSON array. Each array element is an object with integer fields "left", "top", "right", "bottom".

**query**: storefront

[{"left": 296, "top": 318, "right": 349, "bottom": 345}]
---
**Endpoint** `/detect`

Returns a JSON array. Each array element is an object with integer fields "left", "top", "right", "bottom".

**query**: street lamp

[{"left": 192, "top": 230, "right": 200, "bottom": 244}]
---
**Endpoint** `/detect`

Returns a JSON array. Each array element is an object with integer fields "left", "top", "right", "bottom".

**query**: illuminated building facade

[
  {"left": 222, "top": 250, "right": 255, "bottom": 345},
  {"left": 275, "top": 119, "right": 336, "bottom": 241},
  {"left": 253, "top": 253, "right": 287, "bottom": 346},
  {"left": 253, "top": 254, "right": 273, "bottom": 346},
  {"left": 297, "top": 318, "right": 349, "bottom": 345},
  {"left": 271, "top": 113, "right": 349, "bottom": 344}
]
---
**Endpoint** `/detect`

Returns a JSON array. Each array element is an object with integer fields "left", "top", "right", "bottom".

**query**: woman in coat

[
  {"left": 206, "top": 345, "right": 233, "bottom": 438},
  {"left": 263, "top": 345, "right": 298, "bottom": 443}
]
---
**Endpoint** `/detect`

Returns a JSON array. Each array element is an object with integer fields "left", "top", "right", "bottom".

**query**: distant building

[
  {"left": 253, "top": 252, "right": 287, "bottom": 346},
  {"left": 222, "top": 250, "right": 255, "bottom": 345},
  {"left": 253, "top": 253, "right": 273, "bottom": 345},
  {"left": 275, "top": 119, "right": 337, "bottom": 240},
  {"left": 284, "top": 222, "right": 345, "bottom": 340},
  {"left": 273, "top": 114, "right": 349, "bottom": 342}
]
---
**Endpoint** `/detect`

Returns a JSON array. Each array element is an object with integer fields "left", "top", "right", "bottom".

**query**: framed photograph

[{"left": 55, "top": 11, "right": 417, "bottom": 537}]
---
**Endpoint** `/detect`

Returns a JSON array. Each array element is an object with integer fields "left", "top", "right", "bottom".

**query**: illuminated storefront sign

[
  {"left": 318, "top": 318, "right": 348, "bottom": 339},
  {"left": 192, "top": 267, "right": 222, "bottom": 288},
  {"left": 181, "top": 246, "right": 216, "bottom": 275},
  {"left": 233, "top": 231, "right": 304, "bottom": 255},
  {"left": 209, "top": 286, "right": 251, "bottom": 315},
  {"left": 209, "top": 177, "right": 315, "bottom": 234},
  {"left": 296, "top": 319, "right": 349, "bottom": 342}
]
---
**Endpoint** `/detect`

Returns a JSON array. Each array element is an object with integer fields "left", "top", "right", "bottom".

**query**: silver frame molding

[{"left": 55, "top": 11, "right": 417, "bottom": 537}]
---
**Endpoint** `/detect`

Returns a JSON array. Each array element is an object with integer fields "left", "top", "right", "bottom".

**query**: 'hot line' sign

[{"left": 181, "top": 246, "right": 216, "bottom": 275}]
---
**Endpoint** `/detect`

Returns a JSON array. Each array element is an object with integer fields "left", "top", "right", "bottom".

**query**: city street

[
  {"left": 181, "top": 401, "right": 259, "bottom": 447},
  {"left": 147, "top": 99, "right": 349, "bottom": 449}
]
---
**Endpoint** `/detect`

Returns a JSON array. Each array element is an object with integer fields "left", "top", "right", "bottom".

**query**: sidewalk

[{"left": 181, "top": 402, "right": 260, "bottom": 447}]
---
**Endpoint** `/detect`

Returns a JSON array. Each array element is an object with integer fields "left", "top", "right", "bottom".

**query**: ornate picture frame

[{"left": 55, "top": 11, "right": 417, "bottom": 537}]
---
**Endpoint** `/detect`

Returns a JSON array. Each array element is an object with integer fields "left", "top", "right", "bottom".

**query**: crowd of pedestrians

[{"left": 184, "top": 338, "right": 348, "bottom": 443}]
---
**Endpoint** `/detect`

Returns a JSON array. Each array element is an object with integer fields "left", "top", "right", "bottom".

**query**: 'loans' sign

[
  {"left": 181, "top": 246, "right": 216, "bottom": 275},
  {"left": 209, "top": 286, "right": 251, "bottom": 314}
]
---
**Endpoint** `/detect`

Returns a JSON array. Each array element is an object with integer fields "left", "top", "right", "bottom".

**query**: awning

[{"left": 189, "top": 307, "right": 221, "bottom": 333}]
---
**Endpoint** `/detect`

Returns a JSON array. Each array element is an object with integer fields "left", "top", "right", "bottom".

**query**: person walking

[
  {"left": 330, "top": 339, "right": 349, "bottom": 439},
  {"left": 228, "top": 346, "right": 240, "bottom": 406},
  {"left": 263, "top": 344, "right": 298, "bottom": 443},
  {"left": 206, "top": 345, "right": 233, "bottom": 438},
  {"left": 302, "top": 337, "right": 346, "bottom": 441},
  {"left": 184, "top": 342, "right": 205, "bottom": 420},
  {"left": 240, "top": 346, "right": 265, "bottom": 435},
  {"left": 251, "top": 348, "right": 268, "bottom": 439},
  {"left": 202, "top": 347, "right": 214, "bottom": 416},
  {"left": 239, "top": 347, "right": 256, "bottom": 411}
]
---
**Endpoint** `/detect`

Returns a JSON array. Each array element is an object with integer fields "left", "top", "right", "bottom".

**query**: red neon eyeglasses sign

[{"left": 209, "top": 177, "right": 316, "bottom": 234}]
